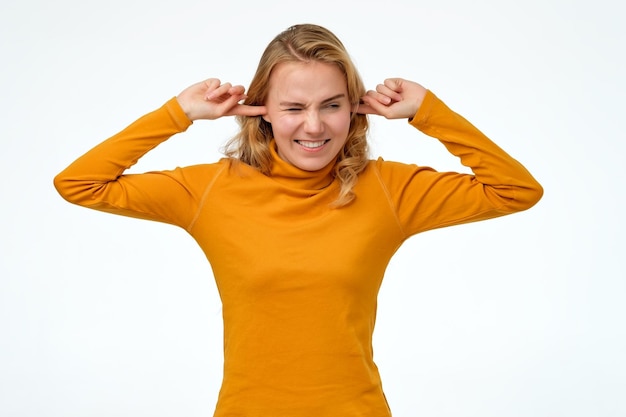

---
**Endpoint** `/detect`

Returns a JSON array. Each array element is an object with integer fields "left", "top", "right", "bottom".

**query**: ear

[{"left": 262, "top": 114, "right": 271, "bottom": 123}]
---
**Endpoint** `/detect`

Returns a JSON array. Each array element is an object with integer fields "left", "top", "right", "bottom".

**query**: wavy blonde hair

[{"left": 224, "top": 24, "right": 369, "bottom": 207}]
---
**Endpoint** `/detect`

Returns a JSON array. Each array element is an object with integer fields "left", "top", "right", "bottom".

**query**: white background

[{"left": 1, "top": 0, "right": 624, "bottom": 416}]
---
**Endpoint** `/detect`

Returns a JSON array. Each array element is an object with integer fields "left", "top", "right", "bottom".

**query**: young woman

[{"left": 54, "top": 23, "right": 543, "bottom": 417}]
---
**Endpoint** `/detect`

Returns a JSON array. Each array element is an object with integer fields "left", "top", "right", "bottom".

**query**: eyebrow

[{"left": 279, "top": 94, "right": 346, "bottom": 107}]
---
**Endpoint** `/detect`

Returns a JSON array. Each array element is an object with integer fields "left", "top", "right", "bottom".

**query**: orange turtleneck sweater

[{"left": 54, "top": 91, "right": 542, "bottom": 417}]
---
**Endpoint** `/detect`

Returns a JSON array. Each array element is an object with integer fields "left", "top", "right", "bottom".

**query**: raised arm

[
  {"left": 53, "top": 79, "right": 266, "bottom": 227},
  {"left": 359, "top": 78, "right": 543, "bottom": 236}
]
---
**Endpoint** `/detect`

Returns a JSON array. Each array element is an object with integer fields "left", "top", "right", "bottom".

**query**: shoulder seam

[
  {"left": 186, "top": 163, "right": 227, "bottom": 232},
  {"left": 371, "top": 161, "right": 407, "bottom": 239}
]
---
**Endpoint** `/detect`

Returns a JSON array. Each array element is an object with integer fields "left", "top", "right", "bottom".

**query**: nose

[{"left": 303, "top": 110, "right": 324, "bottom": 135}]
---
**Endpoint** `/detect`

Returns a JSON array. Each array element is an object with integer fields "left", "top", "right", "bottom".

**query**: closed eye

[{"left": 323, "top": 103, "right": 342, "bottom": 111}]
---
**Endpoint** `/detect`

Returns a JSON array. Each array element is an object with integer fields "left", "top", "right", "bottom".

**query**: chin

[{"left": 294, "top": 159, "right": 333, "bottom": 172}]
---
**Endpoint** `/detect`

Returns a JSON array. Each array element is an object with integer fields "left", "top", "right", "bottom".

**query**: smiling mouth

[{"left": 295, "top": 139, "right": 330, "bottom": 149}]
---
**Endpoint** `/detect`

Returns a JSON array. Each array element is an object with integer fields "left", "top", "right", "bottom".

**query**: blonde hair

[{"left": 224, "top": 24, "right": 369, "bottom": 207}]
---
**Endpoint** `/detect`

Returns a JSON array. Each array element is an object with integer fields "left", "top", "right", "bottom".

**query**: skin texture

[
  {"left": 262, "top": 61, "right": 352, "bottom": 172},
  {"left": 175, "top": 68, "right": 428, "bottom": 170}
]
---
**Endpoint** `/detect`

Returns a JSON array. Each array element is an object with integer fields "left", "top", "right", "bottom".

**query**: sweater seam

[
  {"left": 372, "top": 163, "right": 408, "bottom": 240},
  {"left": 187, "top": 163, "right": 226, "bottom": 232}
]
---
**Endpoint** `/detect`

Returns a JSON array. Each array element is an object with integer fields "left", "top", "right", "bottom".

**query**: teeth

[{"left": 297, "top": 140, "right": 328, "bottom": 148}]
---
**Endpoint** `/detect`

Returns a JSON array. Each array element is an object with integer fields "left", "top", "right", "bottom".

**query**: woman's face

[{"left": 263, "top": 60, "right": 352, "bottom": 172}]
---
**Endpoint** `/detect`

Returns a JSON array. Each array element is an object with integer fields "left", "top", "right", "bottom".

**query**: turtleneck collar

[{"left": 268, "top": 139, "right": 337, "bottom": 192}]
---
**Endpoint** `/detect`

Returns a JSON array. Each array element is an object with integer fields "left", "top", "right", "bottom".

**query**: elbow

[
  {"left": 53, "top": 171, "right": 89, "bottom": 205},
  {"left": 53, "top": 172, "right": 73, "bottom": 203},
  {"left": 530, "top": 181, "right": 544, "bottom": 206},
  {"left": 487, "top": 179, "right": 544, "bottom": 213},
  {"left": 514, "top": 180, "right": 544, "bottom": 211}
]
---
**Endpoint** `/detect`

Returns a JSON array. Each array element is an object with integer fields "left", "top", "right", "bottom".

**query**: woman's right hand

[{"left": 176, "top": 78, "right": 266, "bottom": 121}]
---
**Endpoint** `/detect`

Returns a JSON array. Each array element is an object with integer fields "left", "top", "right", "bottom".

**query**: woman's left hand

[{"left": 357, "top": 78, "right": 427, "bottom": 119}]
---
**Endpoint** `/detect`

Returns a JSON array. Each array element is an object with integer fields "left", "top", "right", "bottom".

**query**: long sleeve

[
  {"left": 53, "top": 98, "right": 214, "bottom": 229},
  {"left": 375, "top": 90, "right": 543, "bottom": 238}
]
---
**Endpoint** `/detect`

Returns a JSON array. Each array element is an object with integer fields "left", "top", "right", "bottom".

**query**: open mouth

[{"left": 295, "top": 139, "right": 330, "bottom": 149}]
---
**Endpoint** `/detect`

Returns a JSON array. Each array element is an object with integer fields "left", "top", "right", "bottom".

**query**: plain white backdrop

[{"left": 1, "top": 0, "right": 624, "bottom": 416}]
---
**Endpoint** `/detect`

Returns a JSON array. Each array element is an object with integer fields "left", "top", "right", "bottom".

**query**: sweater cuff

[
  {"left": 164, "top": 97, "right": 193, "bottom": 132},
  {"left": 408, "top": 89, "right": 436, "bottom": 129}
]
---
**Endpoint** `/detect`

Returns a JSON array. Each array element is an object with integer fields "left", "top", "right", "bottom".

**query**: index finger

[
  {"left": 228, "top": 104, "right": 267, "bottom": 117},
  {"left": 355, "top": 101, "right": 379, "bottom": 115}
]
